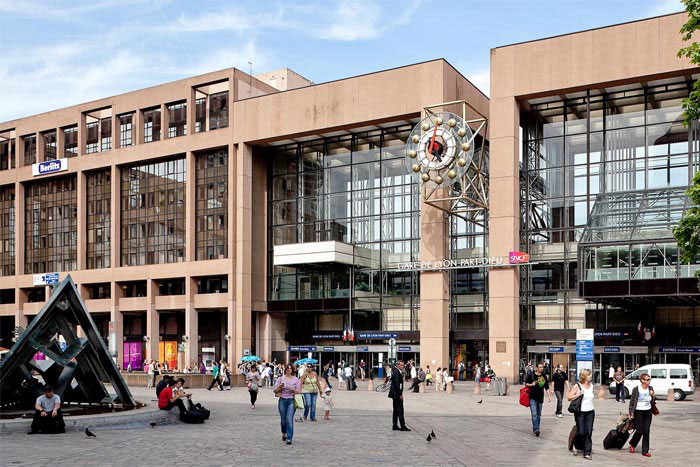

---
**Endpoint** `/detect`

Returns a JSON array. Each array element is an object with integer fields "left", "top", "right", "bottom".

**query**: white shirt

[
  {"left": 609, "top": 367, "right": 615, "bottom": 378},
  {"left": 344, "top": 367, "right": 352, "bottom": 377},
  {"left": 636, "top": 387, "right": 652, "bottom": 411},
  {"left": 411, "top": 367, "right": 417, "bottom": 378},
  {"left": 580, "top": 384, "right": 595, "bottom": 412}
]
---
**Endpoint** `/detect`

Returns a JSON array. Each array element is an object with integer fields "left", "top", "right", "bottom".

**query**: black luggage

[
  {"left": 603, "top": 428, "right": 630, "bottom": 449},
  {"left": 193, "top": 403, "right": 211, "bottom": 420},
  {"left": 179, "top": 409, "right": 207, "bottom": 424}
]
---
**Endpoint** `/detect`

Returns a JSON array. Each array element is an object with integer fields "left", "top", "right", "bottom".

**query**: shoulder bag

[
  {"left": 519, "top": 386, "right": 530, "bottom": 407},
  {"left": 293, "top": 393, "right": 305, "bottom": 410},
  {"left": 650, "top": 386, "right": 659, "bottom": 415},
  {"left": 567, "top": 383, "right": 583, "bottom": 414}
]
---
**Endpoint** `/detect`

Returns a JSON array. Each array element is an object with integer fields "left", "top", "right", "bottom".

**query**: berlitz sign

[
  {"left": 397, "top": 251, "right": 530, "bottom": 271},
  {"left": 32, "top": 159, "right": 68, "bottom": 176}
]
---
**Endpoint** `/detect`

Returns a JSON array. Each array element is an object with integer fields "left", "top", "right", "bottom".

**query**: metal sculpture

[{"left": 0, "top": 276, "right": 135, "bottom": 410}]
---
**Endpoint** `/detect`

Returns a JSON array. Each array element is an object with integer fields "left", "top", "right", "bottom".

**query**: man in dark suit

[{"left": 388, "top": 360, "right": 410, "bottom": 431}]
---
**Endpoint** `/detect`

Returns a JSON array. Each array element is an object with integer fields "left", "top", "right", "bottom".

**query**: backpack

[
  {"left": 180, "top": 409, "right": 207, "bottom": 424},
  {"left": 193, "top": 403, "right": 211, "bottom": 420}
]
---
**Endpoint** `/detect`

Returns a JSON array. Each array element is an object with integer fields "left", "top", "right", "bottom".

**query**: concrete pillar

[
  {"left": 234, "top": 143, "right": 253, "bottom": 366},
  {"left": 258, "top": 312, "right": 272, "bottom": 362},
  {"left": 56, "top": 126, "right": 65, "bottom": 159},
  {"left": 36, "top": 131, "right": 45, "bottom": 163},
  {"left": 187, "top": 88, "right": 196, "bottom": 135},
  {"left": 227, "top": 290, "right": 235, "bottom": 368},
  {"left": 76, "top": 171, "right": 86, "bottom": 270},
  {"left": 111, "top": 281, "right": 124, "bottom": 368},
  {"left": 419, "top": 198, "right": 449, "bottom": 372},
  {"left": 15, "top": 287, "right": 28, "bottom": 330},
  {"left": 134, "top": 110, "right": 143, "bottom": 145},
  {"left": 488, "top": 96, "right": 521, "bottom": 382},
  {"left": 111, "top": 112, "right": 119, "bottom": 150},
  {"left": 146, "top": 279, "right": 159, "bottom": 361},
  {"left": 78, "top": 112, "right": 86, "bottom": 157},
  {"left": 184, "top": 277, "right": 198, "bottom": 367},
  {"left": 185, "top": 151, "right": 196, "bottom": 261},
  {"left": 17, "top": 134, "right": 26, "bottom": 167}
]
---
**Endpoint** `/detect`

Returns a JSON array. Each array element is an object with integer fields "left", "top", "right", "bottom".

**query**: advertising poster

[
  {"left": 159, "top": 341, "right": 178, "bottom": 369},
  {"left": 122, "top": 342, "right": 143, "bottom": 370}
]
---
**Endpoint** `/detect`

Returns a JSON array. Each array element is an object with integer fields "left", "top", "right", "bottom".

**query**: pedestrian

[
  {"left": 147, "top": 359, "right": 155, "bottom": 388},
  {"left": 568, "top": 369, "right": 595, "bottom": 459},
  {"left": 297, "top": 362, "right": 305, "bottom": 378},
  {"left": 262, "top": 363, "right": 272, "bottom": 387},
  {"left": 273, "top": 363, "right": 300, "bottom": 445},
  {"left": 345, "top": 364, "right": 356, "bottom": 390},
  {"left": 475, "top": 365, "right": 481, "bottom": 385},
  {"left": 300, "top": 364, "right": 322, "bottom": 421},
  {"left": 435, "top": 367, "right": 443, "bottom": 391},
  {"left": 389, "top": 360, "right": 410, "bottom": 431},
  {"left": 409, "top": 364, "right": 418, "bottom": 391},
  {"left": 458, "top": 361, "right": 465, "bottom": 381},
  {"left": 552, "top": 364, "right": 568, "bottom": 418},
  {"left": 524, "top": 362, "right": 551, "bottom": 437},
  {"left": 425, "top": 366, "right": 432, "bottom": 386},
  {"left": 614, "top": 366, "right": 626, "bottom": 402},
  {"left": 207, "top": 362, "right": 223, "bottom": 391},
  {"left": 442, "top": 367, "right": 449, "bottom": 391},
  {"left": 199, "top": 362, "right": 206, "bottom": 374},
  {"left": 322, "top": 386, "right": 334, "bottom": 420},
  {"left": 628, "top": 372, "right": 656, "bottom": 457},
  {"left": 247, "top": 365, "right": 261, "bottom": 409}
]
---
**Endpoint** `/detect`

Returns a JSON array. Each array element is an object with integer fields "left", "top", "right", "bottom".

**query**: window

[
  {"left": 196, "top": 149, "right": 227, "bottom": 260},
  {"left": 0, "top": 185, "right": 15, "bottom": 276},
  {"left": 119, "top": 113, "right": 133, "bottom": 147},
  {"left": 43, "top": 131, "right": 57, "bottom": 161},
  {"left": 122, "top": 281, "right": 147, "bottom": 297},
  {"left": 650, "top": 369, "right": 667, "bottom": 379},
  {"left": 24, "top": 175, "right": 77, "bottom": 273},
  {"left": 195, "top": 97, "right": 206, "bottom": 133},
  {"left": 209, "top": 91, "right": 228, "bottom": 130},
  {"left": 85, "top": 121, "right": 99, "bottom": 154},
  {"left": 120, "top": 158, "right": 185, "bottom": 266},
  {"left": 197, "top": 275, "right": 228, "bottom": 294},
  {"left": 64, "top": 126, "right": 78, "bottom": 157},
  {"left": 167, "top": 102, "right": 187, "bottom": 138},
  {"left": 670, "top": 369, "right": 688, "bottom": 379},
  {"left": 101, "top": 117, "right": 112, "bottom": 151},
  {"left": 86, "top": 283, "right": 111, "bottom": 299},
  {"left": 143, "top": 108, "right": 161, "bottom": 143},
  {"left": 0, "top": 289, "right": 14, "bottom": 304},
  {"left": 86, "top": 169, "right": 111, "bottom": 269},
  {"left": 158, "top": 278, "right": 185, "bottom": 295},
  {"left": 24, "top": 134, "right": 37, "bottom": 165},
  {"left": 26, "top": 287, "right": 46, "bottom": 303},
  {"left": 0, "top": 139, "right": 14, "bottom": 170}
]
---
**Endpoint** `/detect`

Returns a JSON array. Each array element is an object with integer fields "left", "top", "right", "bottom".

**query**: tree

[{"left": 675, "top": 0, "right": 700, "bottom": 288}]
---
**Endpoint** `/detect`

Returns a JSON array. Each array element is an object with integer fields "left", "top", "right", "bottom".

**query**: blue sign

[
  {"left": 659, "top": 346, "right": 700, "bottom": 353},
  {"left": 33, "top": 273, "right": 59, "bottom": 286},
  {"left": 548, "top": 346, "right": 565, "bottom": 353},
  {"left": 576, "top": 341, "right": 594, "bottom": 361},
  {"left": 604, "top": 346, "right": 621, "bottom": 353},
  {"left": 289, "top": 346, "right": 316, "bottom": 352},
  {"left": 356, "top": 332, "right": 399, "bottom": 339},
  {"left": 398, "top": 346, "right": 412, "bottom": 352},
  {"left": 322, "top": 346, "right": 335, "bottom": 352},
  {"left": 357, "top": 346, "right": 369, "bottom": 352},
  {"left": 33, "top": 159, "right": 68, "bottom": 176}
]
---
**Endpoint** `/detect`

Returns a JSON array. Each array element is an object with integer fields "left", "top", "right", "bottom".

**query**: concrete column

[
  {"left": 17, "top": 135, "right": 25, "bottom": 168},
  {"left": 76, "top": 171, "right": 86, "bottom": 270},
  {"left": 234, "top": 143, "right": 253, "bottom": 367},
  {"left": 111, "top": 112, "right": 119, "bottom": 150},
  {"left": 110, "top": 165, "right": 120, "bottom": 267},
  {"left": 56, "top": 126, "right": 65, "bottom": 159},
  {"left": 78, "top": 112, "right": 86, "bottom": 157},
  {"left": 134, "top": 110, "right": 143, "bottom": 145},
  {"left": 14, "top": 182, "right": 25, "bottom": 276},
  {"left": 227, "top": 287, "right": 235, "bottom": 368},
  {"left": 185, "top": 151, "right": 196, "bottom": 261},
  {"left": 187, "top": 88, "right": 196, "bottom": 135},
  {"left": 419, "top": 197, "right": 449, "bottom": 372},
  {"left": 146, "top": 279, "right": 159, "bottom": 361},
  {"left": 111, "top": 281, "right": 124, "bottom": 368},
  {"left": 184, "top": 277, "right": 198, "bottom": 367},
  {"left": 227, "top": 143, "right": 235, "bottom": 259},
  {"left": 14, "top": 287, "right": 28, "bottom": 330},
  {"left": 36, "top": 131, "right": 45, "bottom": 163},
  {"left": 258, "top": 312, "right": 272, "bottom": 362},
  {"left": 488, "top": 96, "right": 521, "bottom": 382}
]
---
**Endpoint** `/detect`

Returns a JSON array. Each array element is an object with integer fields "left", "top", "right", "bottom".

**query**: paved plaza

[{"left": 1, "top": 380, "right": 698, "bottom": 466}]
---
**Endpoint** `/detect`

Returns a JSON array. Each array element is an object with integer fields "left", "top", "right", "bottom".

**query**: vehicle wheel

[
  {"left": 623, "top": 387, "right": 629, "bottom": 400},
  {"left": 673, "top": 389, "right": 684, "bottom": 401}
]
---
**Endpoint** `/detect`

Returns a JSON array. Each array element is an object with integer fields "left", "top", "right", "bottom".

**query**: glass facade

[
  {"left": 119, "top": 113, "right": 133, "bottom": 147},
  {"left": 143, "top": 108, "right": 161, "bottom": 143},
  {"left": 450, "top": 213, "right": 488, "bottom": 330},
  {"left": 209, "top": 91, "right": 228, "bottom": 130},
  {"left": 268, "top": 125, "right": 421, "bottom": 331},
  {"left": 43, "top": 130, "right": 56, "bottom": 161},
  {"left": 168, "top": 102, "right": 187, "bottom": 138},
  {"left": 25, "top": 175, "right": 77, "bottom": 274},
  {"left": 0, "top": 138, "right": 15, "bottom": 170},
  {"left": 24, "top": 134, "right": 36, "bottom": 165},
  {"left": 195, "top": 148, "right": 228, "bottom": 260},
  {"left": 86, "top": 169, "right": 111, "bottom": 269},
  {"left": 0, "top": 185, "right": 15, "bottom": 276},
  {"left": 64, "top": 125, "right": 77, "bottom": 157},
  {"left": 86, "top": 121, "right": 99, "bottom": 154},
  {"left": 120, "top": 157, "right": 185, "bottom": 266},
  {"left": 521, "top": 78, "right": 697, "bottom": 330}
]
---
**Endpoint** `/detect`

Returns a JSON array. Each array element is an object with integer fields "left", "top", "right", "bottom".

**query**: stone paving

[{"left": 0, "top": 380, "right": 697, "bottom": 466}]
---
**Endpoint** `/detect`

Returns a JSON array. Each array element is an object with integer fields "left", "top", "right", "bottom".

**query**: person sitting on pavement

[
  {"left": 28, "top": 385, "right": 65, "bottom": 434},
  {"left": 158, "top": 378, "right": 188, "bottom": 413},
  {"left": 156, "top": 375, "right": 173, "bottom": 398},
  {"left": 172, "top": 378, "right": 195, "bottom": 411}
]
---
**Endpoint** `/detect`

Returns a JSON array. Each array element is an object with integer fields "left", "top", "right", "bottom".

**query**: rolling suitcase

[{"left": 603, "top": 428, "right": 630, "bottom": 449}]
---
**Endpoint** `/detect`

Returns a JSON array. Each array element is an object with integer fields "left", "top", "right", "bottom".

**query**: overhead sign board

[
  {"left": 202, "top": 347, "right": 215, "bottom": 353},
  {"left": 33, "top": 273, "right": 59, "bottom": 286},
  {"left": 356, "top": 332, "right": 399, "bottom": 339},
  {"left": 604, "top": 346, "right": 621, "bottom": 353},
  {"left": 32, "top": 159, "right": 68, "bottom": 177},
  {"left": 548, "top": 346, "right": 565, "bottom": 353},
  {"left": 289, "top": 346, "right": 317, "bottom": 352},
  {"left": 659, "top": 346, "right": 700, "bottom": 353}
]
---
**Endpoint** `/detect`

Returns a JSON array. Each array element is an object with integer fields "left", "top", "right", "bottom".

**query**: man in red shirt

[{"left": 158, "top": 379, "right": 187, "bottom": 412}]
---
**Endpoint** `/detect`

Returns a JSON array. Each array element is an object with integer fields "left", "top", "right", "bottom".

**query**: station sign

[
  {"left": 548, "top": 346, "right": 565, "bottom": 353},
  {"left": 603, "top": 346, "right": 621, "bottom": 353},
  {"left": 33, "top": 273, "right": 59, "bottom": 286},
  {"left": 595, "top": 330, "right": 630, "bottom": 338},
  {"left": 289, "top": 346, "right": 317, "bottom": 352},
  {"left": 398, "top": 346, "right": 412, "bottom": 352},
  {"left": 312, "top": 332, "right": 343, "bottom": 339},
  {"left": 202, "top": 347, "right": 215, "bottom": 353},
  {"left": 659, "top": 346, "right": 700, "bottom": 353},
  {"left": 322, "top": 346, "right": 335, "bottom": 352},
  {"left": 357, "top": 346, "right": 369, "bottom": 352},
  {"left": 356, "top": 332, "right": 398, "bottom": 339},
  {"left": 397, "top": 253, "right": 530, "bottom": 271},
  {"left": 576, "top": 328, "right": 594, "bottom": 361},
  {"left": 32, "top": 159, "right": 68, "bottom": 177}
]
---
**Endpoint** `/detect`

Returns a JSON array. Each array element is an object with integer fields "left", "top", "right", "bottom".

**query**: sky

[{"left": 0, "top": 0, "right": 687, "bottom": 123}]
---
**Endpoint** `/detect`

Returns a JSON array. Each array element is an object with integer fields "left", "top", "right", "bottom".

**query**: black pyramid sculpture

[{"left": 0, "top": 275, "right": 135, "bottom": 410}]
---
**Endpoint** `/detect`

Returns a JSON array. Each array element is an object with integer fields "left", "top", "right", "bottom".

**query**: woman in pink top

[{"left": 273, "top": 363, "right": 300, "bottom": 445}]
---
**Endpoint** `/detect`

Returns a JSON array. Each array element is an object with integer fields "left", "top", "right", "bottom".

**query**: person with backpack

[
  {"left": 567, "top": 369, "right": 595, "bottom": 459},
  {"left": 524, "top": 362, "right": 551, "bottom": 437},
  {"left": 627, "top": 372, "right": 656, "bottom": 457}
]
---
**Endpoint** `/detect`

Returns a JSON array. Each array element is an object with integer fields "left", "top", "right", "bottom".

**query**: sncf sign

[{"left": 509, "top": 251, "right": 530, "bottom": 264}]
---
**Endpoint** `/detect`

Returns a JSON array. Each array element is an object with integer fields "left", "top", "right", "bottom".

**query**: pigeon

[
  {"left": 426, "top": 434, "right": 432, "bottom": 443},
  {"left": 85, "top": 427, "right": 96, "bottom": 438},
  {"left": 150, "top": 422, "right": 157, "bottom": 428},
  {"left": 478, "top": 399, "right": 483, "bottom": 404},
  {"left": 430, "top": 430, "right": 436, "bottom": 439}
]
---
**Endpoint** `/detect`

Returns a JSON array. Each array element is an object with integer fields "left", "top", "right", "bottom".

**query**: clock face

[{"left": 405, "top": 112, "right": 475, "bottom": 188}]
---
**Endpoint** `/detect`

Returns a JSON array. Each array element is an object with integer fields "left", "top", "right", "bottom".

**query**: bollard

[
  {"left": 473, "top": 382, "right": 481, "bottom": 395},
  {"left": 367, "top": 379, "right": 374, "bottom": 391},
  {"left": 597, "top": 385, "right": 607, "bottom": 400},
  {"left": 419, "top": 382, "right": 426, "bottom": 393},
  {"left": 447, "top": 382, "right": 453, "bottom": 394},
  {"left": 667, "top": 388, "right": 674, "bottom": 402}
]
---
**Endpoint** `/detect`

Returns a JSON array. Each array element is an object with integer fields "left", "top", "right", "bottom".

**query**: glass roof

[{"left": 579, "top": 188, "right": 691, "bottom": 246}]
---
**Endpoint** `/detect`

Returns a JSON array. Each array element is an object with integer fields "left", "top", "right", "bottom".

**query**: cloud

[
  {"left": 160, "top": 5, "right": 291, "bottom": 33},
  {"left": 646, "top": 0, "right": 684, "bottom": 17},
  {"left": 318, "top": 0, "right": 421, "bottom": 41}
]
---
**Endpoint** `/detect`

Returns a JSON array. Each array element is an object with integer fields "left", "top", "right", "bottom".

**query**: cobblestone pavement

[{"left": 1, "top": 380, "right": 697, "bottom": 466}]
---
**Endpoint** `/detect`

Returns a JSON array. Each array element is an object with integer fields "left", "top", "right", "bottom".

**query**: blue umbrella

[
  {"left": 241, "top": 355, "right": 260, "bottom": 362},
  {"left": 297, "top": 358, "right": 318, "bottom": 364}
]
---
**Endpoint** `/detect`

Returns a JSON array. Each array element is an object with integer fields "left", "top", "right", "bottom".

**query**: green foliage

[{"left": 679, "top": 0, "right": 700, "bottom": 126}]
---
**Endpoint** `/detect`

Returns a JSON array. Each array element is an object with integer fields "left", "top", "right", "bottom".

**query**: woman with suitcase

[
  {"left": 567, "top": 369, "right": 595, "bottom": 459},
  {"left": 628, "top": 372, "right": 656, "bottom": 457}
]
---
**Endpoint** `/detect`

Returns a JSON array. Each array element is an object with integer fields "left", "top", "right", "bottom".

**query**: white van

[{"left": 609, "top": 364, "right": 694, "bottom": 401}]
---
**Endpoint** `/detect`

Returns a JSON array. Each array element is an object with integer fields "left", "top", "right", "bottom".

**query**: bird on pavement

[
  {"left": 150, "top": 422, "right": 157, "bottom": 428},
  {"left": 426, "top": 434, "right": 432, "bottom": 443},
  {"left": 430, "top": 430, "right": 436, "bottom": 439},
  {"left": 478, "top": 399, "right": 483, "bottom": 404},
  {"left": 85, "top": 427, "right": 96, "bottom": 438}
]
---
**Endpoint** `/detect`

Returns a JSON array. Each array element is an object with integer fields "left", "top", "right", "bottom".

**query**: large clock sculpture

[{"left": 405, "top": 100, "right": 489, "bottom": 223}]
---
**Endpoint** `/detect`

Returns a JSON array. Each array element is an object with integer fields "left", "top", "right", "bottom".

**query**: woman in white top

[
  {"left": 435, "top": 367, "right": 443, "bottom": 391},
  {"left": 567, "top": 369, "right": 595, "bottom": 459},
  {"left": 628, "top": 372, "right": 656, "bottom": 457}
]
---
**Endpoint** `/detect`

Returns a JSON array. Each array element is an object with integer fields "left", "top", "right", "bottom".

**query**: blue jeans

[
  {"left": 529, "top": 399, "right": 543, "bottom": 432},
  {"left": 303, "top": 392, "right": 318, "bottom": 420},
  {"left": 278, "top": 397, "right": 295, "bottom": 441}
]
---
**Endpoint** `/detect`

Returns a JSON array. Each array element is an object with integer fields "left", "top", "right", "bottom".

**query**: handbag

[
  {"left": 568, "top": 383, "right": 583, "bottom": 414},
  {"left": 651, "top": 399, "right": 659, "bottom": 416},
  {"left": 519, "top": 386, "right": 530, "bottom": 407},
  {"left": 293, "top": 393, "right": 305, "bottom": 410}
]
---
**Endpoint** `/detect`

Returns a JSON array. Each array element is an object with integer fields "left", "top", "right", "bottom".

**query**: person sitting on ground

[
  {"left": 158, "top": 379, "right": 188, "bottom": 413},
  {"left": 156, "top": 375, "right": 172, "bottom": 398},
  {"left": 28, "top": 385, "right": 65, "bottom": 434},
  {"left": 173, "top": 378, "right": 195, "bottom": 410}
]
